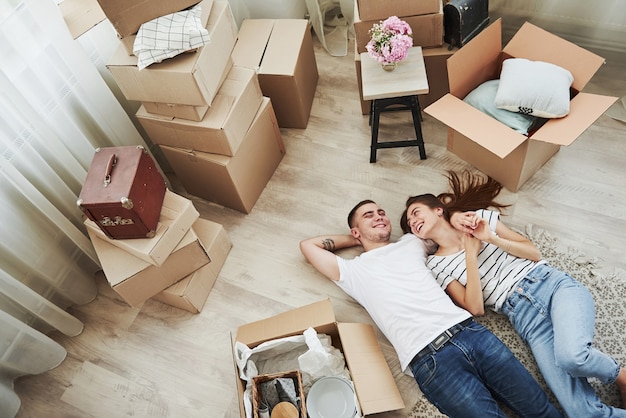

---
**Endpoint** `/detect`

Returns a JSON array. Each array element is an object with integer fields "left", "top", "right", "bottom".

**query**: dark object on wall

[
  {"left": 78, "top": 145, "right": 166, "bottom": 239},
  {"left": 444, "top": 0, "right": 490, "bottom": 50}
]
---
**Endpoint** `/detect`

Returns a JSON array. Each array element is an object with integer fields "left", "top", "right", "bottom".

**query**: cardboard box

[
  {"left": 84, "top": 189, "right": 199, "bottom": 266},
  {"left": 141, "top": 101, "right": 209, "bottom": 123},
  {"left": 88, "top": 223, "right": 210, "bottom": 306},
  {"left": 59, "top": 0, "right": 106, "bottom": 39},
  {"left": 232, "top": 299, "right": 404, "bottom": 418},
  {"left": 424, "top": 19, "right": 618, "bottom": 191},
  {"left": 231, "top": 19, "right": 319, "bottom": 129},
  {"left": 357, "top": 0, "right": 441, "bottom": 22},
  {"left": 251, "top": 370, "right": 306, "bottom": 418},
  {"left": 96, "top": 0, "right": 200, "bottom": 38},
  {"left": 106, "top": 1, "right": 237, "bottom": 106},
  {"left": 354, "top": 1, "right": 443, "bottom": 54},
  {"left": 159, "top": 97, "right": 285, "bottom": 214},
  {"left": 152, "top": 218, "right": 231, "bottom": 313},
  {"left": 118, "top": 0, "right": 214, "bottom": 56},
  {"left": 136, "top": 66, "right": 264, "bottom": 156}
]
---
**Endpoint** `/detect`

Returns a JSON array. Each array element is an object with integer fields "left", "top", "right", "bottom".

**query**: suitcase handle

[{"left": 103, "top": 154, "right": 117, "bottom": 187}]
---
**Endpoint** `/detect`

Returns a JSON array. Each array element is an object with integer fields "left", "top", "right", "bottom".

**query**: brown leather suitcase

[
  {"left": 444, "top": 0, "right": 489, "bottom": 49},
  {"left": 77, "top": 146, "right": 166, "bottom": 239}
]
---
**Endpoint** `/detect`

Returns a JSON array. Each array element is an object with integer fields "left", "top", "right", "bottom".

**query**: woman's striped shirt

[{"left": 427, "top": 209, "right": 545, "bottom": 312}]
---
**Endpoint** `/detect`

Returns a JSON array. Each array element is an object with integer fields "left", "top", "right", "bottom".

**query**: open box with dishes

[
  {"left": 232, "top": 299, "right": 404, "bottom": 418},
  {"left": 425, "top": 18, "right": 617, "bottom": 191}
]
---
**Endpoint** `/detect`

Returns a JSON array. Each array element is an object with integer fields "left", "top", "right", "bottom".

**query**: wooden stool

[{"left": 360, "top": 47, "right": 430, "bottom": 163}]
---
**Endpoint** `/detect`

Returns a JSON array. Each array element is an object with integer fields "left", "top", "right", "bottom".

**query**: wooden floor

[{"left": 14, "top": 24, "right": 626, "bottom": 418}]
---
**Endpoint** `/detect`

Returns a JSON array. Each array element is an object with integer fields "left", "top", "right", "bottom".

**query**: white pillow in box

[{"left": 495, "top": 58, "right": 574, "bottom": 118}]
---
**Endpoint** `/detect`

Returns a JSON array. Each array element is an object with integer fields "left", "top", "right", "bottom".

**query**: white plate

[{"left": 306, "top": 376, "right": 357, "bottom": 418}]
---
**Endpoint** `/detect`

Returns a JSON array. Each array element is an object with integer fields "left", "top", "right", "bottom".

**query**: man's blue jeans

[
  {"left": 502, "top": 263, "right": 626, "bottom": 418},
  {"left": 410, "top": 319, "right": 561, "bottom": 418}
]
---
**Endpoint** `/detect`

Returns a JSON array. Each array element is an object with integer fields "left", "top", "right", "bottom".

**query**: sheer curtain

[{"left": 0, "top": 0, "right": 150, "bottom": 415}]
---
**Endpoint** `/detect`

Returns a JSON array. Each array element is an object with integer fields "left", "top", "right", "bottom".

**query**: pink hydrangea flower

[{"left": 366, "top": 16, "right": 413, "bottom": 64}]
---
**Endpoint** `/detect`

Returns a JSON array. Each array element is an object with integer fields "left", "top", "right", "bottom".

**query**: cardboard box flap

[
  {"left": 59, "top": 0, "right": 106, "bottom": 39},
  {"left": 503, "top": 21, "right": 605, "bottom": 92},
  {"left": 260, "top": 20, "right": 308, "bottom": 76},
  {"left": 447, "top": 19, "right": 502, "bottom": 99},
  {"left": 235, "top": 299, "right": 336, "bottom": 347},
  {"left": 231, "top": 19, "right": 275, "bottom": 69},
  {"left": 531, "top": 93, "right": 618, "bottom": 146},
  {"left": 337, "top": 323, "right": 404, "bottom": 415},
  {"left": 425, "top": 94, "right": 527, "bottom": 158}
]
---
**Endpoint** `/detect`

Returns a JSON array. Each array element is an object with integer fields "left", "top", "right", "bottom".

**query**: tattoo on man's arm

[{"left": 322, "top": 238, "right": 335, "bottom": 252}]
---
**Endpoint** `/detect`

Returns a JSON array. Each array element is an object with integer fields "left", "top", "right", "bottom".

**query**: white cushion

[
  {"left": 464, "top": 79, "right": 539, "bottom": 135},
  {"left": 495, "top": 58, "right": 574, "bottom": 118}
]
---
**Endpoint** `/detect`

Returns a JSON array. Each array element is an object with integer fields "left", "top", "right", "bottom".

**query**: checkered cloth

[{"left": 133, "top": 4, "right": 210, "bottom": 70}]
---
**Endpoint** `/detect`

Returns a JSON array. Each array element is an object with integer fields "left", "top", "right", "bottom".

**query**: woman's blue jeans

[
  {"left": 502, "top": 263, "right": 626, "bottom": 418},
  {"left": 410, "top": 319, "right": 561, "bottom": 418}
]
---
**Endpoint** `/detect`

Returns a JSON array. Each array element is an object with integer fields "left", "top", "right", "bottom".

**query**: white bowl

[{"left": 306, "top": 376, "right": 357, "bottom": 418}]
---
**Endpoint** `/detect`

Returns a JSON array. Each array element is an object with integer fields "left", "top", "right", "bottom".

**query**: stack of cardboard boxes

[
  {"left": 100, "top": 0, "right": 319, "bottom": 214},
  {"left": 85, "top": 188, "right": 232, "bottom": 313},
  {"left": 99, "top": 0, "right": 317, "bottom": 213},
  {"left": 353, "top": 0, "right": 458, "bottom": 114}
]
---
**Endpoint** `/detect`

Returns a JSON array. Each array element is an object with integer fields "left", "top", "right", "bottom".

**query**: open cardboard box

[
  {"left": 117, "top": 0, "right": 214, "bottom": 56},
  {"left": 96, "top": 0, "right": 200, "bottom": 38},
  {"left": 106, "top": 1, "right": 236, "bottom": 106},
  {"left": 136, "top": 66, "right": 264, "bottom": 156},
  {"left": 232, "top": 299, "right": 404, "bottom": 418},
  {"left": 425, "top": 18, "right": 617, "bottom": 192},
  {"left": 84, "top": 189, "right": 199, "bottom": 266}
]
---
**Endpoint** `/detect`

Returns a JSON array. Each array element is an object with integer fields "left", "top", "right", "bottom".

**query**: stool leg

[
  {"left": 370, "top": 100, "right": 381, "bottom": 163},
  {"left": 409, "top": 96, "right": 427, "bottom": 160}
]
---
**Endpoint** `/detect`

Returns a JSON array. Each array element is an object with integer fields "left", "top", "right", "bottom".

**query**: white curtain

[{"left": 0, "top": 0, "right": 150, "bottom": 416}]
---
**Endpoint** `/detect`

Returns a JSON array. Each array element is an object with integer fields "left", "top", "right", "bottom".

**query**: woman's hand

[
  {"left": 466, "top": 218, "right": 492, "bottom": 242},
  {"left": 463, "top": 233, "right": 482, "bottom": 258},
  {"left": 451, "top": 211, "right": 480, "bottom": 234}
]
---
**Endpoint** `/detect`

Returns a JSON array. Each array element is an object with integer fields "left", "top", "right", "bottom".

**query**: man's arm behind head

[{"left": 299, "top": 234, "right": 361, "bottom": 282}]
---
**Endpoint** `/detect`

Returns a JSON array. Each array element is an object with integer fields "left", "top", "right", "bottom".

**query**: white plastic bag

[{"left": 297, "top": 327, "right": 351, "bottom": 390}]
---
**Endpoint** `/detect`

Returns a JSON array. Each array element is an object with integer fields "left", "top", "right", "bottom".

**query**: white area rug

[{"left": 408, "top": 224, "right": 626, "bottom": 417}]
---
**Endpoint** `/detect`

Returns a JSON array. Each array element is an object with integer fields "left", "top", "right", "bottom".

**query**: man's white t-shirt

[{"left": 336, "top": 234, "right": 471, "bottom": 373}]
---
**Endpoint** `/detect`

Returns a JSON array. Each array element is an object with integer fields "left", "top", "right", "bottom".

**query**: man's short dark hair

[{"left": 347, "top": 199, "right": 376, "bottom": 228}]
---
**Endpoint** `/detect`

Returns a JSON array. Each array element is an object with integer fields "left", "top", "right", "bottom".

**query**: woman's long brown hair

[{"left": 400, "top": 170, "right": 510, "bottom": 233}]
